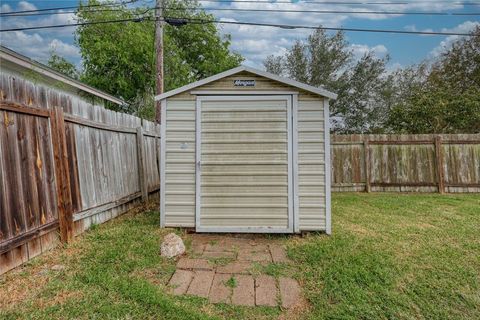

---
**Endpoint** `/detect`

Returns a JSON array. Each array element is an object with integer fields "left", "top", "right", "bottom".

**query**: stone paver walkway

[{"left": 167, "top": 235, "right": 303, "bottom": 308}]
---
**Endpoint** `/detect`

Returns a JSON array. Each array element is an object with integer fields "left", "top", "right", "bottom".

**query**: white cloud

[
  {"left": 1, "top": 0, "right": 473, "bottom": 74},
  {"left": 209, "top": 0, "right": 465, "bottom": 68},
  {"left": 430, "top": 21, "right": 479, "bottom": 57},
  {"left": 404, "top": 24, "right": 434, "bottom": 36},
  {"left": 0, "top": 31, "right": 80, "bottom": 63},
  {"left": 17, "top": 1, "right": 37, "bottom": 11},
  {"left": 0, "top": 1, "right": 78, "bottom": 37},
  {"left": 49, "top": 39, "right": 80, "bottom": 58},
  {"left": 0, "top": 4, "right": 12, "bottom": 13},
  {"left": 0, "top": 1, "right": 80, "bottom": 65}
]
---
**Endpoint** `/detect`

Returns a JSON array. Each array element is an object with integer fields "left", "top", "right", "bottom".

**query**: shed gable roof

[{"left": 155, "top": 66, "right": 337, "bottom": 100}]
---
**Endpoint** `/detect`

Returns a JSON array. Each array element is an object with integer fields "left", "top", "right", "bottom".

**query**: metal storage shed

[{"left": 155, "top": 66, "right": 337, "bottom": 234}]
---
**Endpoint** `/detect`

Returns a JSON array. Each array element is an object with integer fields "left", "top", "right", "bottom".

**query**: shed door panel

[{"left": 197, "top": 97, "right": 292, "bottom": 232}]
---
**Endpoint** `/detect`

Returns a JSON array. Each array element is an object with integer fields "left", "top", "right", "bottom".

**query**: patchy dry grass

[{"left": 1, "top": 193, "right": 479, "bottom": 319}]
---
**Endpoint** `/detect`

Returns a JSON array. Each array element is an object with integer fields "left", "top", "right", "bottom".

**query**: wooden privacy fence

[
  {"left": 0, "top": 75, "right": 161, "bottom": 274},
  {"left": 331, "top": 134, "right": 480, "bottom": 193}
]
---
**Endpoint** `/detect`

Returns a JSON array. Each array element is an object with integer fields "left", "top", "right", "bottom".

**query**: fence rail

[
  {"left": 0, "top": 74, "right": 161, "bottom": 274},
  {"left": 331, "top": 134, "right": 480, "bottom": 193}
]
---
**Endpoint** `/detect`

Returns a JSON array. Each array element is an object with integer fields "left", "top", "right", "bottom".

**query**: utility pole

[{"left": 155, "top": 0, "right": 164, "bottom": 124}]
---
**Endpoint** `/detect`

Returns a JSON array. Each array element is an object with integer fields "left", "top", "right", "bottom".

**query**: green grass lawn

[{"left": 1, "top": 193, "right": 479, "bottom": 319}]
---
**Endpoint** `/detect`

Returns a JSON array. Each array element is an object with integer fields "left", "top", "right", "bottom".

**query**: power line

[
  {"left": 170, "top": 7, "right": 480, "bottom": 16},
  {"left": 0, "top": 0, "right": 139, "bottom": 16},
  {"left": 1, "top": 0, "right": 478, "bottom": 19},
  {"left": 3, "top": 5, "right": 479, "bottom": 18},
  {"left": 0, "top": 17, "right": 149, "bottom": 32},
  {"left": 2, "top": 7, "right": 146, "bottom": 17},
  {"left": 163, "top": 16, "right": 476, "bottom": 36},
  {"left": 0, "top": 15, "right": 475, "bottom": 36},
  {"left": 198, "top": 0, "right": 480, "bottom": 5}
]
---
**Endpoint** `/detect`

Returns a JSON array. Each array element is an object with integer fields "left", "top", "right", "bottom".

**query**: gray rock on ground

[{"left": 161, "top": 233, "right": 186, "bottom": 258}]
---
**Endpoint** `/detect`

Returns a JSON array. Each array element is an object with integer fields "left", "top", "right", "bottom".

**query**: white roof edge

[
  {"left": 155, "top": 65, "right": 337, "bottom": 101},
  {"left": 0, "top": 46, "right": 125, "bottom": 106}
]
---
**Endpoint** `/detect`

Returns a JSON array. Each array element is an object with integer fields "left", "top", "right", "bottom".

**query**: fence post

[
  {"left": 136, "top": 126, "right": 148, "bottom": 201},
  {"left": 51, "top": 106, "right": 73, "bottom": 243},
  {"left": 364, "top": 136, "right": 371, "bottom": 193},
  {"left": 435, "top": 135, "right": 445, "bottom": 194}
]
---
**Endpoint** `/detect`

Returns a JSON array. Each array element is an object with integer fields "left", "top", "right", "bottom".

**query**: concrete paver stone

[
  {"left": 168, "top": 270, "right": 194, "bottom": 295},
  {"left": 186, "top": 270, "right": 215, "bottom": 298},
  {"left": 255, "top": 275, "right": 278, "bottom": 307},
  {"left": 269, "top": 245, "right": 290, "bottom": 263},
  {"left": 177, "top": 258, "right": 213, "bottom": 270},
  {"left": 279, "top": 277, "right": 302, "bottom": 309},
  {"left": 191, "top": 244, "right": 206, "bottom": 255},
  {"left": 231, "top": 275, "right": 255, "bottom": 306},
  {"left": 209, "top": 273, "right": 232, "bottom": 304},
  {"left": 172, "top": 235, "right": 303, "bottom": 310},
  {"left": 238, "top": 249, "right": 272, "bottom": 262},
  {"left": 205, "top": 243, "right": 236, "bottom": 252},
  {"left": 216, "top": 261, "right": 253, "bottom": 274},
  {"left": 202, "top": 251, "right": 236, "bottom": 259}
]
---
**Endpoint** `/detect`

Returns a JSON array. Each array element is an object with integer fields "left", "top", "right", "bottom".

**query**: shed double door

[{"left": 195, "top": 95, "right": 294, "bottom": 233}]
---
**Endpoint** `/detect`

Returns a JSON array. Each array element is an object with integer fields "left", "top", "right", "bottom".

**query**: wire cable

[
  {"left": 1, "top": 15, "right": 476, "bottom": 36},
  {"left": 2, "top": 7, "right": 146, "bottom": 17},
  {"left": 3, "top": 5, "right": 479, "bottom": 17},
  {"left": 164, "top": 16, "right": 476, "bottom": 36},
  {"left": 0, "top": 17, "right": 149, "bottom": 32},
  {"left": 167, "top": 7, "right": 480, "bottom": 16},
  {"left": 197, "top": 0, "right": 480, "bottom": 6},
  {"left": 0, "top": 0, "right": 139, "bottom": 16}
]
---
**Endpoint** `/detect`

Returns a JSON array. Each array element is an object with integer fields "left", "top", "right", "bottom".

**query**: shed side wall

[
  {"left": 298, "top": 98, "right": 327, "bottom": 231},
  {"left": 164, "top": 100, "right": 196, "bottom": 226}
]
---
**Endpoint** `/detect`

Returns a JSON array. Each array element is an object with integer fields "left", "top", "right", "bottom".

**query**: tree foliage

[
  {"left": 75, "top": 0, "right": 243, "bottom": 116},
  {"left": 387, "top": 26, "right": 480, "bottom": 134},
  {"left": 47, "top": 51, "right": 80, "bottom": 79},
  {"left": 264, "top": 29, "right": 389, "bottom": 133},
  {"left": 265, "top": 26, "right": 480, "bottom": 134}
]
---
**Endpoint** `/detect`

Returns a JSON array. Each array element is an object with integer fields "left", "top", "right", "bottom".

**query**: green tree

[
  {"left": 76, "top": 0, "right": 243, "bottom": 116},
  {"left": 264, "top": 28, "right": 389, "bottom": 133},
  {"left": 336, "top": 52, "right": 391, "bottom": 133},
  {"left": 47, "top": 51, "right": 80, "bottom": 79},
  {"left": 387, "top": 26, "right": 480, "bottom": 133}
]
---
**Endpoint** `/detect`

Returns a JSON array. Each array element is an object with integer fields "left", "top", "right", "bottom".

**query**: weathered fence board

[
  {"left": 0, "top": 73, "right": 161, "bottom": 274},
  {"left": 332, "top": 134, "right": 480, "bottom": 193}
]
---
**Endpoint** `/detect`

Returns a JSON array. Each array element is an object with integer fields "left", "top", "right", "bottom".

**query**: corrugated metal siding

[
  {"left": 165, "top": 100, "right": 196, "bottom": 226},
  {"left": 298, "top": 99, "right": 326, "bottom": 230},
  {"left": 199, "top": 99, "right": 290, "bottom": 229}
]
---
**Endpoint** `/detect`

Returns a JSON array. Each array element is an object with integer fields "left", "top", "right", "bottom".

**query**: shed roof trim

[
  {"left": 0, "top": 45, "right": 125, "bottom": 106},
  {"left": 155, "top": 66, "right": 337, "bottom": 100}
]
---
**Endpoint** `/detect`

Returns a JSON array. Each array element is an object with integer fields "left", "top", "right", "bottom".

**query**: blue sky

[{"left": 1, "top": 0, "right": 479, "bottom": 72}]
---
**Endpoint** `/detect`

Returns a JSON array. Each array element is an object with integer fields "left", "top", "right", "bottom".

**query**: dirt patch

[
  {"left": 344, "top": 224, "right": 380, "bottom": 237},
  {"left": 35, "top": 289, "right": 85, "bottom": 309},
  {"left": 132, "top": 266, "right": 174, "bottom": 288},
  {"left": 0, "top": 201, "right": 159, "bottom": 310},
  {"left": 0, "top": 239, "right": 87, "bottom": 310},
  {"left": 278, "top": 294, "right": 311, "bottom": 320}
]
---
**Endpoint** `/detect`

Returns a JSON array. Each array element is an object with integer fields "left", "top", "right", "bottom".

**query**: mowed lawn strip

[
  {"left": 0, "top": 194, "right": 479, "bottom": 319},
  {"left": 291, "top": 193, "right": 480, "bottom": 319}
]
